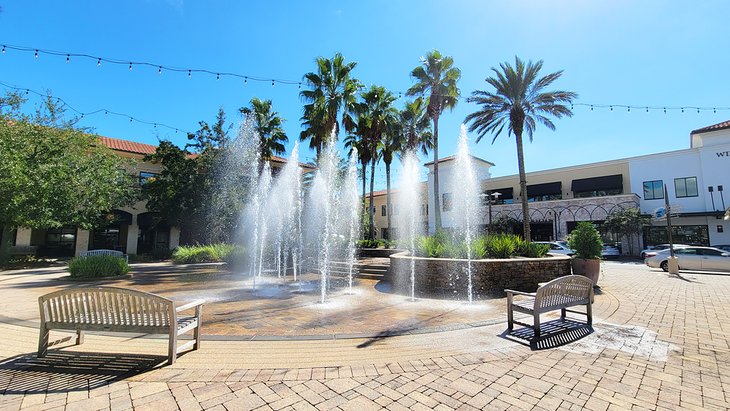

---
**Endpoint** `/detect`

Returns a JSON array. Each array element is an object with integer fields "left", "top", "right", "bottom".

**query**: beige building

[{"left": 364, "top": 183, "right": 429, "bottom": 240}]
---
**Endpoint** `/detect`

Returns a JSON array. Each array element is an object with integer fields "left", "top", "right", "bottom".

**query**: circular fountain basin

[{"left": 388, "top": 252, "right": 572, "bottom": 299}]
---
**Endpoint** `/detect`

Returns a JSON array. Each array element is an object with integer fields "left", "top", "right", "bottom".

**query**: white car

[
  {"left": 601, "top": 245, "right": 620, "bottom": 259},
  {"left": 640, "top": 243, "right": 690, "bottom": 259},
  {"left": 645, "top": 246, "right": 730, "bottom": 272},
  {"left": 535, "top": 241, "right": 575, "bottom": 256}
]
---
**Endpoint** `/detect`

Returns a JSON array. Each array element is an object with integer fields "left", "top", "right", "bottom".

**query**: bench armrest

[
  {"left": 505, "top": 289, "right": 536, "bottom": 297},
  {"left": 176, "top": 299, "right": 205, "bottom": 312}
]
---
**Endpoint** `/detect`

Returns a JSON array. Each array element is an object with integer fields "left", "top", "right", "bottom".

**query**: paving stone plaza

[{"left": 1, "top": 260, "right": 729, "bottom": 410}]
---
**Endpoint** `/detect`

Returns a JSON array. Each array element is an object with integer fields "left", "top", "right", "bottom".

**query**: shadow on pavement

[
  {"left": 0, "top": 351, "right": 164, "bottom": 394},
  {"left": 500, "top": 318, "right": 593, "bottom": 350}
]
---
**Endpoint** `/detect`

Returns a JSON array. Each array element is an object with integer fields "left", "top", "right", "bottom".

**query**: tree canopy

[{"left": 0, "top": 92, "right": 136, "bottom": 260}]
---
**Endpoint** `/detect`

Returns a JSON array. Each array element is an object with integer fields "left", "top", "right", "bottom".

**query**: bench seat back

[
  {"left": 535, "top": 275, "right": 592, "bottom": 311},
  {"left": 39, "top": 287, "right": 174, "bottom": 332}
]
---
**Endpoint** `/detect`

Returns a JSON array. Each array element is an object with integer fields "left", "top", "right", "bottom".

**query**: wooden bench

[
  {"left": 506, "top": 275, "right": 593, "bottom": 338},
  {"left": 79, "top": 249, "right": 129, "bottom": 263},
  {"left": 38, "top": 287, "right": 204, "bottom": 364}
]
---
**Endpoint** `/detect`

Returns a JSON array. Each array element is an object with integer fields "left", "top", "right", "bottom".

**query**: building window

[
  {"left": 381, "top": 205, "right": 387, "bottom": 216},
  {"left": 718, "top": 225, "right": 724, "bottom": 233},
  {"left": 643, "top": 180, "right": 663, "bottom": 200},
  {"left": 674, "top": 177, "right": 698, "bottom": 198},
  {"left": 527, "top": 182, "right": 562, "bottom": 202},
  {"left": 573, "top": 188, "right": 622, "bottom": 198},
  {"left": 139, "top": 171, "right": 158, "bottom": 186},
  {"left": 442, "top": 193, "right": 453, "bottom": 211}
]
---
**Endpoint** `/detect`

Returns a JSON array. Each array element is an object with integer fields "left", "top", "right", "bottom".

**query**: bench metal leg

[
  {"left": 506, "top": 294, "right": 514, "bottom": 331},
  {"left": 561, "top": 308, "right": 566, "bottom": 320},
  {"left": 38, "top": 325, "right": 49, "bottom": 358},
  {"left": 533, "top": 312, "right": 541, "bottom": 338},
  {"left": 76, "top": 329, "right": 84, "bottom": 345}
]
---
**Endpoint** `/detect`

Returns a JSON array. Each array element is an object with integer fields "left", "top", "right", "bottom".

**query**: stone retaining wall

[
  {"left": 388, "top": 252, "right": 572, "bottom": 299},
  {"left": 358, "top": 248, "right": 402, "bottom": 258}
]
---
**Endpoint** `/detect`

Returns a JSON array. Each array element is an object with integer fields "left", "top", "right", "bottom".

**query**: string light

[
  {"left": 66, "top": 54, "right": 70, "bottom": 63},
  {"left": 158, "top": 66, "right": 162, "bottom": 74},
  {"left": 271, "top": 80, "right": 275, "bottom": 86},
  {"left": 128, "top": 62, "right": 132, "bottom": 71},
  {"left": 0, "top": 80, "right": 190, "bottom": 135},
  {"left": 188, "top": 69, "right": 191, "bottom": 78},
  {"left": 97, "top": 58, "right": 101, "bottom": 66},
  {"left": 244, "top": 76, "right": 248, "bottom": 85},
  {"left": 1, "top": 45, "right": 5, "bottom": 54},
  {"left": 216, "top": 73, "right": 220, "bottom": 80}
]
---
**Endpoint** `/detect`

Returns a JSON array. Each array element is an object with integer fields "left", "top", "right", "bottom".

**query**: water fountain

[
  {"left": 231, "top": 120, "right": 359, "bottom": 303},
  {"left": 451, "top": 124, "right": 481, "bottom": 303},
  {"left": 395, "top": 151, "right": 423, "bottom": 301}
]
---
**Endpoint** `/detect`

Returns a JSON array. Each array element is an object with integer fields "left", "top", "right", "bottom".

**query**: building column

[
  {"left": 15, "top": 228, "right": 32, "bottom": 247},
  {"left": 75, "top": 229, "right": 90, "bottom": 256},
  {"left": 169, "top": 227, "right": 180, "bottom": 250},
  {"left": 126, "top": 214, "right": 139, "bottom": 255}
]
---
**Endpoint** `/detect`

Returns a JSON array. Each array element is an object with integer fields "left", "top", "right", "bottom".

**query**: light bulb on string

[
  {"left": 663, "top": 107, "right": 666, "bottom": 113},
  {"left": 697, "top": 108, "right": 700, "bottom": 113},
  {"left": 590, "top": 105, "right": 593, "bottom": 111},
  {"left": 1, "top": 45, "right": 5, "bottom": 54},
  {"left": 271, "top": 80, "right": 275, "bottom": 87},
  {"left": 129, "top": 62, "right": 133, "bottom": 71},
  {"left": 646, "top": 107, "right": 648, "bottom": 113},
  {"left": 66, "top": 54, "right": 70, "bottom": 63},
  {"left": 610, "top": 106, "right": 613, "bottom": 111},
  {"left": 158, "top": 66, "right": 162, "bottom": 74},
  {"left": 216, "top": 73, "right": 220, "bottom": 80},
  {"left": 34, "top": 50, "right": 38, "bottom": 59},
  {"left": 627, "top": 107, "right": 630, "bottom": 112},
  {"left": 244, "top": 76, "right": 248, "bottom": 85},
  {"left": 714, "top": 108, "right": 717, "bottom": 113},
  {"left": 681, "top": 108, "right": 684, "bottom": 113},
  {"left": 97, "top": 58, "right": 101, "bottom": 66},
  {"left": 188, "top": 70, "right": 191, "bottom": 78},
  {"left": 129, "top": 117, "right": 133, "bottom": 122}
]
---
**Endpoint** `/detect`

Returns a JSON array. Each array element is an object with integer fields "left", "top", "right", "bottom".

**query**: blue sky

[{"left": 1, "top": 1, "right": 729, "bottom": 188}]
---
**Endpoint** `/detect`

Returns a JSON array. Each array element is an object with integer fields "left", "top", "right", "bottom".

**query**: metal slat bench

[
  {"left": 38, "top": 287, "right": 204, "bottom": 364},
  {"left": 506, "top": 275, "right": 593, "bottom": 338},
  {"left": 79, "top": 249, "right": 129, "bottom": 263}
]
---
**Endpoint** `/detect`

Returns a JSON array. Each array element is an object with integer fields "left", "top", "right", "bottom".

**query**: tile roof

[
  {"left": 98, "top": 136, "right": 158, "bottom": 155},
  {"left": 691, "top": 120, "right": 730, "bottom": 135},
  {"left": 98, "top": 136, "right": 316, "bottom": 169}
]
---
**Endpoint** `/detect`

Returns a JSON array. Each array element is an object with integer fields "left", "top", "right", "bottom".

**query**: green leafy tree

[
  {"left": 602, "top": 208, "right": 650, "bottom": 255},
  {"left": 299, "top": 53, "right": 360, "bottom": 158},
  {"left": 0, "top": 93, "right": 136, "bottom": 262},
  {"left": 407, "top": 50, "right": 461, "bottom": 231},
  {"left": 568, "top": 222, "right": 603, "bottom": 259},
  {"left": 465, "top": 57, "right": 576, "bottom": 241},
  {"left": 239, "top": 97, "right": 288, "bottom": 162}
]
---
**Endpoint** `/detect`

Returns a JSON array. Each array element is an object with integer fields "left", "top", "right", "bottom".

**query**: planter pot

[{"left": 572, "top": 257, "right": 600, "bottom": 285}]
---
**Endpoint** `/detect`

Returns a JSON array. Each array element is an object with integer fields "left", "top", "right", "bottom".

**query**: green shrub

[
  {"left": 171, "top": 243, "right": 237, "bottom": 264},
  {"left": 485, "top": 234, "right": 517, "bottom": 259},
  {"left": 68, "top": 255, "right": 129, "bottom": 278},
  {"left": 521, "top": 242, "right": 550, "bottom": 258},
  {"left": 568, "top": 222, "right": 603, "bottom": 259}
]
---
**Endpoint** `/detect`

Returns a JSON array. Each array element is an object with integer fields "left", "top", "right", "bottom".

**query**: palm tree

[
  {"left": 299, "top": 53, "right": 360, "bottom": 158},
  {"left": 355, "top": 86, "right": 398, "bottom": 240},
  {"left": 344, "top": 129, "right": 372, "bottom": 224},
  {"left": 399, "top": 97, "right": 433, "bottom": 157},
  {"left": 406, "top": 50, "right": 461, "bottom": 231},
  {"left": 240, "top": 98, "right": 288, "bottom": 161},
  {"left": 380, "top": 124, "right": 403, "bottom": 235},
  {"left": 465, "top": 57, "right": 577, "bottom": 241}
]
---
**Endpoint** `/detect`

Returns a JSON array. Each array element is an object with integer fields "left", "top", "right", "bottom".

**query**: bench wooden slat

[{"left": 38, "top": 286, "right": 203, "bottom": 364}]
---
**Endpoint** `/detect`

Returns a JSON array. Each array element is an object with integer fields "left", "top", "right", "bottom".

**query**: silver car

[
  {"left": 645, "top": 246, "right": 730, "bottom": 272},
  {"left": 535, "top": 241, "right": 575, "bottom": 256}
]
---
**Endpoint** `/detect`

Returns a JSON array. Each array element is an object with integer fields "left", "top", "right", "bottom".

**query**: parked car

[
  {"left": 601, "top": 245, "right": 620, "bottom": 259},
  {"left": 535, "top": 241, "right": 575, "bottom": 256},
  {"left": 711, "top": 244, "right": 730, "bottom": 252},
  {"left": 640, "top": 243, "right": 690, "bottom": 259},
  {"left": 645, "top": 246, "right": 730, "bottom": 272}
]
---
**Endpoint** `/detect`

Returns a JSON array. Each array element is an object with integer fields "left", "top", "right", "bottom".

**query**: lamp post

[{"left": 481, "top": 191, "right": 502, "bottom": 234}]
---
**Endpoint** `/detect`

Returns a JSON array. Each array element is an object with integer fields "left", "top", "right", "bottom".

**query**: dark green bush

[
  {"left": 172, "top": 243, "right": 239, "bottom": 264},
  {"left": 68, "top": 255, "right": 129, "bottom": 278},
  {"left": 412, "top": 232, "right": 549, "bottom": 259}
]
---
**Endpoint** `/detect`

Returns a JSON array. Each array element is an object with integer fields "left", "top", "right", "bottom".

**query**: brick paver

[{"left": 0, "top": 261, "right": 729, "bottom": 410}]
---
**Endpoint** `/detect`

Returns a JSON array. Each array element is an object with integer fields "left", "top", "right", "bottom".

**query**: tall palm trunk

[
  {"left": 369, "top": 156, "right": 376, "bottom": 240},
  {"left": 0, "top": 225, "right": 12, "bottom": 263},
  {"left": 432, "top": 115, "right": 442, "bottom": 232},
  {"left": 515, "top": 132, "right": 531, "bottom": 241},
  {"left": 361, "top": 161, "right": 367, "bottom": 231},
  {"left": 385, "top": 161, "right": 392, "bottom": 239}
]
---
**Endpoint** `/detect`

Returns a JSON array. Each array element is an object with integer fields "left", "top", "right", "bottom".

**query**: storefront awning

[
  {"left": 527, "top": 182, "right": 562, "bottom": 196},
  {"left": 571, "top": 174, "right": 623, "bottom": 192}
]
